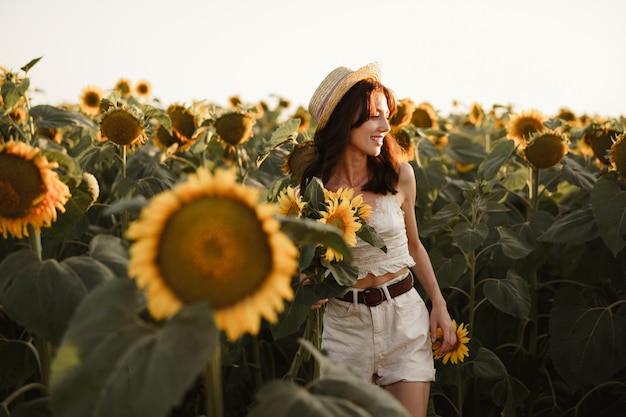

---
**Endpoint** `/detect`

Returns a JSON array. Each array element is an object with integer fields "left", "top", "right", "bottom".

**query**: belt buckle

[{"left": 362, "top": 287, "right": 385, "bottom": 306}]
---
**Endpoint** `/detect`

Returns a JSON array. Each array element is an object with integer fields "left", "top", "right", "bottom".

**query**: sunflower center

[
  {"left": 0, "top": 154, "right": 46, "bottom": 218},
  {"left": 158, "top": 196, "right": 273, "bottom": 309}
]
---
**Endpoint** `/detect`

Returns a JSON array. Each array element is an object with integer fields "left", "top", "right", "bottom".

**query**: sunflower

[
  {"left": 79, "top": 86, "right": 104, "bottom": 116},
  {"left": 215, "top": 112, "right": 256, "bottom": 147},
  {"left": 276, "top": 186, "right": 305, "bottom": 217},
  {"left": 283, "top": 141, "right": 316, "bottom": 183},
  {"left": 432, "top": 320, "right": 470, "bottom": 365},
  {"left": 154, "top": 104, "right": 198, "bottom": 151},
  {"left": 291, "top": 106, "right": 311, "bottom": 133},
  {"left": 580, "top": 124, "right": 620, "bottom": 165},
  {"left": 468, "top": 102, "right": 485, "bottom": 127},
  {"left": 610, "top": 133, "right": 626, "bottom": 177},
  {"left": 0, "top": 141, "right": 71, "bottom": 239},
  {"left": 325, "top": 187, "right": 372, "bottom": 220},
  {"left": 506, "top": 110, "right": 546, "bottom": 146},
  {"left": 391, "top": 127, "right": 415, "bottom": 162},
  {"left": 317, "top": 191, "right": 363, "bottom": 262},
  {"left": 410, "top": 103, "right": 439, "bottom": 130},
  {"left": 135, "top": 80, "right": 152, "bottom": 98},
  {"left": 100, "top": 108, "right": 147, "bottom": 147},
  {"left": 522, "top": 131, "right": 569, "bottom": 169},
  {"left": 390, "top": 98, "right": 416, "bottom": 129},
  {"left": 126, "top": 168, "right": 298, "bottom": 341},
  {"left": 114, "top": 78, "right": 132, "bottom": 97}
]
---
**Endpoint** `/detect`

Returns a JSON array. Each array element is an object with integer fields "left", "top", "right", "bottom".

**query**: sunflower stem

[
  {"left": 205, "top": 343, "right": 223, "bottom": 417},
  {"left": 32, "top": 334, "right": 53, "bottom": 387},
  {"left": 120, "top": 145, "right": 129, "bottom": 236},
  {"left": 27, "top": 225, "right": 42, "bottom": 261}
]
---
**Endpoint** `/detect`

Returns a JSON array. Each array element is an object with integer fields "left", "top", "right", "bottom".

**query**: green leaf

[
  {"left": 491, "top": 376, "right": 529, "bottom": 414},
  {"left": 414, "top": 160, "right": 446, "bottom": 206},
  {"left": 432, "top": 203, "right": 461, "bottom": 220},
  {"left": 442, "top": 133, "right": 488, "bottom": 165},
  {"left": 451, "top": 221, "right": 488, "bottom": 252},
  {"left": 483, "top": 270, "right": 531, "bottom": 318},
  {"left": 472, "top": 347, "right": 508, "bottom": 381},
  {"left": 323, "top": 258, "right": 359, "bottom": 287},
  {"left": 591, "top": 176, "right": 626, "bottom": 256},
  {"left": 89, "top": 234, "right": 129, "bottom": 279},
  {"left": 50, "top": 279, "right": 217, "bottom": 417},
  {"left": 496, "top": 226, "right": 534, "bottom": 259},
  {"left": 142, "top": 104, "right": 172, "bottom": 133},
  {"left": 549, "top": 285, "right": 626, "bottom": 390},
  {"left": 30, "top": 105, "right": 97, "bottom": 130},
  {"left": 538, "top": 206, "right": 598, "bottom": 244},
  {"left": 265, "top": 118, "right": 300, "bottom": 148},
  {"left": 0, "top": 250, "right": 115, "bottom": 345},
  {"left": 430, "top": 251, "right": 466, "bottom": 288},
  {"left": 560, "top": 155, "right": 596, "bottom": 191},
  {"left": 41, "top": 182, "right": 94, "bottom": 242},
  {"left": 21, "top": 56, "right": 43, "bottom": 73},
  {"left": 1, "top": 79, "right": 30, "bottom": 109},
  {"left": 356, "top": 223, "right": 387, "bottom": 253},
  {"left": 478, "top": 139, "right": 515, "bottom": 180},
  {"left": 303, "top": 177, "right": 326, "bottom": 212}
]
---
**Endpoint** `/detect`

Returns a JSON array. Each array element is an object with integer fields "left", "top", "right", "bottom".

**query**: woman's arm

[{"left": 398, "top": 162, "right": 457, "bottom": 353}]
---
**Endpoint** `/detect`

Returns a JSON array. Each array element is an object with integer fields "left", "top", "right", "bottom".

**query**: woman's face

[{"left": 348, "top": 91, "right": 390, "bottom": 157}]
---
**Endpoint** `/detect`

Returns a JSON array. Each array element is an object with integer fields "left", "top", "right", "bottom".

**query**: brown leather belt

[{"left": 337, "top": 272, "right": 414, "bottom": 307}]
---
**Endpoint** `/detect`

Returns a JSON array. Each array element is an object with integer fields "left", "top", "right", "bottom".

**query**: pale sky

[{"left": 4, "top": 0, "right": 625, "bottom": 117}]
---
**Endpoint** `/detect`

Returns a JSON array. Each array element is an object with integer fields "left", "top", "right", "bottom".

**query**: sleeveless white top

[{"left": 353, "top": 193, "right": 416, "bottom": 280}]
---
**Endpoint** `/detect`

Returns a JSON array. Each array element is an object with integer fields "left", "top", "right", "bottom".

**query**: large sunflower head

[
  {"left": 0, "top": 141, "right": 71, "bottom": 239},
  {"left": 126, "top": 168, "right": 298, "bottom": 341},
  {"left": 276, "top": 186, "right": 305, "bottom": 217},
  {"left": 432, "top": 320, "right": 470, "bottom": 365},
  {"left": 522, "top": 131, "right": 569, "bottom": 169},
  {"left": 135, "top": 80, "right": 152, "bottom": 98},
  {"left": 506, "top": 110, "right": 546, "bottom": 146},
  {"left": 610, "top": 133, "right": 626, "bottom": 177},
  {"left": 214, "top": 112, "right": 256, "bottom": 146},
  {"left": 283, "top": 141, "right": 316, "bottom": 183},
  {"left": 100, "top": 108, "right": 148, "bottom": 147},
  {"left": 317, "top": 189, "right": 364, "bottom": 262},
  {"left": 79, "top": 85, "right": 104, "bottom": 116}
]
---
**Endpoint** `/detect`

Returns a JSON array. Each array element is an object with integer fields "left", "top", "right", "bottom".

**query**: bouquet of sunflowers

[{"left": 272, "top": 177, "right": 386, "bottom": 376}]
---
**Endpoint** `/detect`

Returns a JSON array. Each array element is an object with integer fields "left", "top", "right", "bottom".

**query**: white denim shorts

[{"left": 321, "top": 273, "right": 435, "bottom": 386}]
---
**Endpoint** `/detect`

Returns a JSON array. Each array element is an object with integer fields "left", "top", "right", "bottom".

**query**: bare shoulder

[
  {"left": 396, "top": 162, "right": 416, "bottom": 203},
  {"left": 397, "top": 162, "right": 416, "bottom": 188}
]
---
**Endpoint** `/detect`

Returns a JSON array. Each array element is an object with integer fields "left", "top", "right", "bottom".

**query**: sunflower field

[{"left": 1, "top": 57, "right": 625, "bottom": 417}]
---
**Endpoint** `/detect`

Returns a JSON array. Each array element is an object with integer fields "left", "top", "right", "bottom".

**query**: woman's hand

[{"left": 430, "top": 304, "right": 457, "bottom": 353}]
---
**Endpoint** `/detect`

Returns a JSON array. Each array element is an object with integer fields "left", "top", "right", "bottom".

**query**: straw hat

[{"left": 308, "top": 62, "right": 381, "bottom": 130}]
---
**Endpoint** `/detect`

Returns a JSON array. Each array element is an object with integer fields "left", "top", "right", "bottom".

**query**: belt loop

[
  {"left": 351, "top": 288, "right": 359, "bottom": 308},
  {"left": 381, "top": 281, "right": 395, "bottom": 306}
]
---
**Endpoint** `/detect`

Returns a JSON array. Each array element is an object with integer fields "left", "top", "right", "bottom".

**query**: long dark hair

[{"left": 300, "top": 78, "right": 400, "bottom": 194}]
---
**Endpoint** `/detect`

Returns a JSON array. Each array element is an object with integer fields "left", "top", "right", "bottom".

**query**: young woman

[{"left": 300, "top": 63, "right": 457, "bottom": 417}]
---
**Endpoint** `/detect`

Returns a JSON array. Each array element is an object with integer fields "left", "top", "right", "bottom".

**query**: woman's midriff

[{"left": 352, "top": 267, "right": 409, "bottom": 289}]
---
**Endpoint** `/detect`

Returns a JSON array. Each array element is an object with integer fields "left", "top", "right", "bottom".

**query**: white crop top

[{"left": 353, "top": 193, "right": 416, "bottom": 279}]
